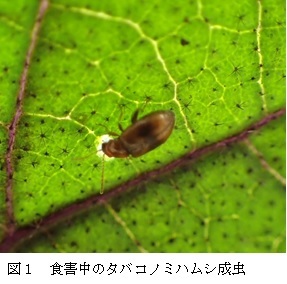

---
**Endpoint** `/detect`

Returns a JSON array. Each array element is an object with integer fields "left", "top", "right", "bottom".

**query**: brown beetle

[
  {"left": 102, "top": 110, "right": 175, "bottom": 158},
  {"left": 99, "top": 109, "right": 175, "bottom": 194}
]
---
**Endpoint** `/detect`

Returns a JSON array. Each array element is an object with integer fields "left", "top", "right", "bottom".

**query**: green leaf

[{"left": 0, "top": 0, "right": 285, "bottom": 252}]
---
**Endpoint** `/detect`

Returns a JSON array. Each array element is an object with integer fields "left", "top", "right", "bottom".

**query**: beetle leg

[
  {"left": 131, "top": 109, "right": 139, "bottom": 123},
  {"left": 109, "top": 131, "right": 120, "bottom": 137},
  {"left": 117, "top": 105, "right": 126, "bottom": 132},
  {"left": 118, "top": 123, "right": 124, "bottom": 132},
  {"left": 132, "top": 99, "right": 150, "bottom": 123}
]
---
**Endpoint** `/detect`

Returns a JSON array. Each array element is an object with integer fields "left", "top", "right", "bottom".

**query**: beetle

[
  {"left": 99, "top": 109, "right": 175, "bottom": 194},
  {"left": 102, "top": 109, "right": 175, "bottom": 158}
]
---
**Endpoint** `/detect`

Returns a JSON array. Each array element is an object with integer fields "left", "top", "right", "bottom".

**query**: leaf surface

[{"left": 0, "top": 0, "right": 285, "bottom": 252}]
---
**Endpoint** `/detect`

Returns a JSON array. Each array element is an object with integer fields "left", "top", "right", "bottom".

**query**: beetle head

[{"left": 102, "top": 139, "right": 129, "bottom": 158}]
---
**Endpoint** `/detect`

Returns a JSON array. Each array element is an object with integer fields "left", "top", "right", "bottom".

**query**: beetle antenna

[
  {"left": 73, "top": 148, "right": 103, "bottom": 161},
  {"left": 100, "top": 153, "right": 105, "bottom": 194}
]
